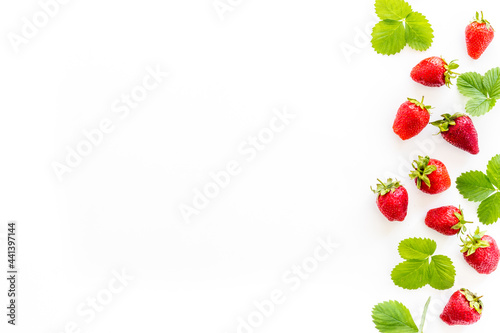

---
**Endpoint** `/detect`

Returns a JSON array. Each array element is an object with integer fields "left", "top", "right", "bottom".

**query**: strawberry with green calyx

[
  {"left": 393, "top": 97, "right": 432, "bottom": 140},
  {"left": 461, "top": 227, "right": 500, "bottom": 274},
  {"left": 410, "top": 56, "right": 459, "bottom": 87},
  {"left": 371, "top": 178, "right": 408, "bottom": 222},
  {"left": 409, "top": 156, "right": 451, "bottom": 194},
  {"left": 430, "top": 113, "right": 479, "bottom": 154},
  {"left": 440, "top": 288, "right": 483, "bottom": 325},
  {"left": 466, "top": 11, "right": 494, "bottom": 60},
  {"left": 425, "top": 206, "right": 472, "bottom": 235}
]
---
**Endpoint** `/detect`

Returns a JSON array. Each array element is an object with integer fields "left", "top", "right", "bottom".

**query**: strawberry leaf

[
  {"left": 457, "top": 69, "right": 500, "bottom": 116},
  {"left": 375, "top": 0, "right": 412, "bottom": 20},
  {"left": 372, "top": 20, "right": 406, "bottom": 55},
  {"left": 404, "top": 12, "right": 433, "bottom": 51},
  {"left": 484, "top": 67, "right": 500, "bottom": 99},
  {"left": 392, "top": 238, "right": 455, "bottom": 290},
  {"left": 486, "top": 154, "right": 500, "bottom": 189},
  {"left": 398, "top": 237, "right": 436, "bottom": 260},
  {"left": 372, "top": 300, "right": 419, "bottom": 333},
  {"left": 457, "top": 155, "right": 500, "bottom": 225},
  {"left": 457, "top": 72, "right": 487, "bottom": 98},
  {"left": 456, "top": 170, "right": 496, "bottom": 202},
  {"left": 465, "top": 96, "right": 496, "bottom": 116},
  {"left": 391, "top": 260, "right": 430, "bottom": 290},
  {"left": 477, "top": 192, "right": 500, "bottom": 225},
  {"left": 371, "top": 0, "right": 433, "bottom": 55},
  {"left": 428, "top": 255, "right": 455, "bottom": 290}
]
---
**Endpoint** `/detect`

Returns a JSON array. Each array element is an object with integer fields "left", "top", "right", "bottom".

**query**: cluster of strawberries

[{"left": 372, "top": 13, "right": 498, "bottom": 327}]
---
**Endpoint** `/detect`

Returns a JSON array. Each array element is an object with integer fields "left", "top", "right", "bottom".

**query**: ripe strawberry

[
  {"left": 409, "top": 156, "right": 451, "bottom": 194},
  {"left": 393, "top": 97, "right": 431, "bottom": 140},
  {"left": 371, "top": 178, "right": 408, "bottom": 222},
  {"left": 461, "top": 228, "right": 500, "bottom": 274},
  {"left": 431, "top": 113, "right": 479, "bottom": 154},
  {"left": 425, "top": 206, "right": 472, "bottom": 235},
  {"left": 466, "top": 12, "right": 494, "bottom": 59},
  {"left": 440, "top": 288, "right": 483, "bottom": 325},
  {"left": 410, "top": 57, "right": 459, "bottom": 87}
]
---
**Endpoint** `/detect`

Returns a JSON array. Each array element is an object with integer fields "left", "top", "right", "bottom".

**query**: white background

[{"left": 1, "top": 0, "right": 500, "bottom": 332}]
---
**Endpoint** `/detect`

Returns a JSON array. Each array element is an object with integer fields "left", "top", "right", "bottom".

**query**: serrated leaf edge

[
  {"left": 372, "top": 300, "right": 419, "bottom": 333},
  {"left": 428, "top": 255, "right": 456, "bottom": 290},
  {"left": 458, "top": 69, "right": 500, "bottom": 117},
  {"left": 404, "top": 12, "right": 434, "bottom": 51},
  {"left": 398, "top": 237, "right": 437, "bottom": 259},
  {"left": 456, "top": 170, "right": 496, "bottom": 202}
]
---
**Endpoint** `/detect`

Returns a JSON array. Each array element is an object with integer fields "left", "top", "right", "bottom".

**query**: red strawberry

[
  {"left": 461, "top": 228, "right": 500, "bottom": 274},
  {"left": 440, "top": 288, "right": 483, "bottom": 325},
  {"left": 371, "top": 178, "right": 408, "bottom": 222},
  {"left": 409, "top": 156, "right": 451, "bottom": 194},
  {"left": 393, "top": 97, "right": 431, "bottom": 140},
  {"left": 466, "top": 12, "right": 494, "bottom": 59},
  {"left": 410, "top": 57, "right": 459, "bottom": 87},
  {"left": 425, "top": 206, "right": 472, "bottom": 235},
  {"left": 431, "top": 113, "right": 479, "bottom": 154}
]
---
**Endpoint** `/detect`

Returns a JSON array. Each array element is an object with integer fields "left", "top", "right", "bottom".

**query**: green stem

[{"left": 418, "top": 297, "right": 431, "bottom": 333}]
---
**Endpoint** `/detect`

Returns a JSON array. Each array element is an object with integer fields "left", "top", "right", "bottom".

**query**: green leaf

[
  {"left": 456, "top": 171, "right": 496, "bottom": 202},
  {"left": 398, "top": 238, "right": 436, "bottom": 260},
  {"left": 428, "top": 255, "right": 456, "bottom": 290},
  {"left": 372, "top": 300, "right": 419, "bottom": 333},
  {"left": 457, "top": 70, "right": 500, "bottom": 117},
  {"left": 486, "top": 154, "right": 500, "bottom": 189},
  {"left": 466, "top": 96, "right": 496, "bottom": 116},
  {"left": 478, "top": 192, "right": 500, "bottom": 225},
  {"left": 458, "top": 156, "right": 500, "bottom": 226},
  {"left": 371, "top": 20, "right": 406, "bottom": 55},
  {"left": 457, "top": 72, "right": 487, "bottom": 98},
  {"left": 371, "top": 1, "right": 433, "bottom": 55},
  {"left": 484, "top": 67, "right": 500, "bottom": 99},
  {"left": 404, "top": 12, "right": 433, "bottom": 51},
  {"left": 375, "top": 0, "right": 412, "bottom": 20},
  {"left": 391, "top": 260, "right": 429, "bottom": 290}
]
